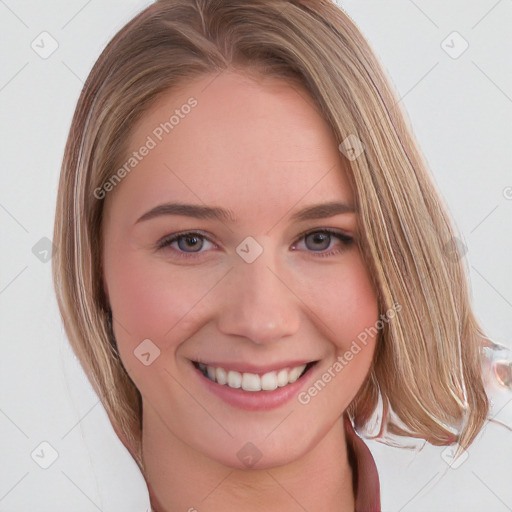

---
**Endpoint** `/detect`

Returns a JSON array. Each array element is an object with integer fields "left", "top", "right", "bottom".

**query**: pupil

[
  {"left": 306, "top": 232, "right": 330, "bottom": 251},
  {"left": 179, "top": 235, "right": 202, "bottom": 252}
]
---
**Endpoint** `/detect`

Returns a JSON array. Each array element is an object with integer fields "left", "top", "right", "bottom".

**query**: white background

[{"left": 1, "top": 1, "right": 511, "bottom": 510}]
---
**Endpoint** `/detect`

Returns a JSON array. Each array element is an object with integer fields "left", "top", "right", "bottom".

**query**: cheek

[
  {"left": 104, "top": 249, "right": 216, "bottom": 354},
  {"left": 297, "top": 252, "right": 379, "bottom": 405},
  {"left": 295, "top": 255, "right": 379, "bottom": 411},
  {"left": 298, "top": 252, "right": 379, "bottom": 349}
]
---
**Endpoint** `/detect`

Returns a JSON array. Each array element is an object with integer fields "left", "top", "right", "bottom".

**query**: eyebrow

[{"left": 135, "top": 200, "right": 355, "bottom": 224}]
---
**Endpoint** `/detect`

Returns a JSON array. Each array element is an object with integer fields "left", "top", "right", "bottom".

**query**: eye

[
  {"left": 157, "top": 231, "right": 216, "bottom": 257},
  {"left": 156, "top": 228, "right": 353, "bottom": 260},
  {"left": 291, "top": 228, "right": 353, "bottom": 256}
]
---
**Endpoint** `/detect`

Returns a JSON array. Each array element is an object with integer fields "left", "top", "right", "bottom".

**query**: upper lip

[{"left": 192, "top": 359, "right": 317, "bottom": 375}]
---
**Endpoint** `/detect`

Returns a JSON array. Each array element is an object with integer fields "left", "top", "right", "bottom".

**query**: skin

[{"left": 102, "top": 71, "right": 379, "bottom": 512}]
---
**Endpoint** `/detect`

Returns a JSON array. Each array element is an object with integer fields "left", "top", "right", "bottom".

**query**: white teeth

[
  {"left": 261, "top": 371, "right": 278, "bottom": 391},
  {"left": 277, "top": 368, "right": 289, "bottom": 387},
  {"left": 216, "top": 367, "right": 227, "bottom": 385},
  {"left": 227, "top": 370, "right": 242, "bottom": 388},
  {"left": 207, "top": 366, "right": 216, "bottom": 380},
  {"left": 198, "top": 362, "right": 310, "bottom": 391},
  {"left": 288, "top": 365, "right": 306, "bottom": 383},
  {"left": 242, "top": 373, "right": 261, "bottom": 391}
]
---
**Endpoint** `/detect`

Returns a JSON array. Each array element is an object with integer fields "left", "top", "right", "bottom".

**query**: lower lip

[{"left": 192, "top": 362, "right": 317, "bottom": 411}]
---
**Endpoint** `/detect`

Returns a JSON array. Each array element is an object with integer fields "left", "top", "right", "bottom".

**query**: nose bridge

[{"left": 216, "top": 246, "right": 301, "bottom": 344}]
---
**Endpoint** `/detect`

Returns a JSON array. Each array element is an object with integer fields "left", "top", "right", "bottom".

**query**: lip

[{"left": 190, "top": 359, "right": 318, "bottom": 411}]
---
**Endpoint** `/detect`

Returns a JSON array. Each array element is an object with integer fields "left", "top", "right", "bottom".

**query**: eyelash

[{"left": 156, "top": 228, "right": 353, "bottom": 260}]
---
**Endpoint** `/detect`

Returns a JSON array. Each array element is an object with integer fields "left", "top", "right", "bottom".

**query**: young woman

[{"left": 52, "top": 1, "right": 490, "bottom": 510}]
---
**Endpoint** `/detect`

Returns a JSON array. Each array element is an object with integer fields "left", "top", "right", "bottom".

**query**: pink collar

[{"left": 344, "top": 414, "right": 381, "bottom": 512}]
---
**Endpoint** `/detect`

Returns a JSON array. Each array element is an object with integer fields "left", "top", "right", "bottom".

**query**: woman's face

[{"left": 102, "top": 71, "right": 379, "bottom": 469}]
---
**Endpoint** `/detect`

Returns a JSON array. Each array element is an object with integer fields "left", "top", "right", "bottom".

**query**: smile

[{"left": 193, "top": 361, "right": 316, "bottom": 391}]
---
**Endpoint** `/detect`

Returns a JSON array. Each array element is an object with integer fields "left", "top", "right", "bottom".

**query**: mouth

[{"left": 192, "top": 360, "right": 317, "bottom": 392}]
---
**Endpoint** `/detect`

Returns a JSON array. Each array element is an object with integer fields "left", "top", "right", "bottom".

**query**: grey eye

[
  {"left": 304, "top": 232, "right": 332, "bottom": 251},
  {"left": 176, "top": 234, "right": 204, "bottom": 252}
]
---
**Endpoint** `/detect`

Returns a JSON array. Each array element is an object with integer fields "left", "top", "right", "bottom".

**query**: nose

[{"left": 216, "top": 251, "right": 301, "bottom": 345}]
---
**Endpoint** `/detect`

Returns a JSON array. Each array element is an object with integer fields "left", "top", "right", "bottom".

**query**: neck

[{"left": 142, "top": 405, "right": 355, "bottom": 512}]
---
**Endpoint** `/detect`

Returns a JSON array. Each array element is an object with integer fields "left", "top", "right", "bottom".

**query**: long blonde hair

[{"left": 53, "top": 0, "right": 489, "bottom": 469}]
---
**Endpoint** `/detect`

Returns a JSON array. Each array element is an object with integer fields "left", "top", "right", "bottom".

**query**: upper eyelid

[
  {"left": 156, "top": 230, "right": 216, "bottom": 250},
  {"left": 294, "top": 226, "right": 352, "bottom": 240}
]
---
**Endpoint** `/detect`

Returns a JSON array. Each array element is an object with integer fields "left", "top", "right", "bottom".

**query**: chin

[{"left": 188, "top": 413, "right": 330, "bottom": 471}]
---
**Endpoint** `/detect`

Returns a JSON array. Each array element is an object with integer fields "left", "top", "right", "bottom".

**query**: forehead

[{"left": 108, "top": 71, "right": 353, "bottom": 224}]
